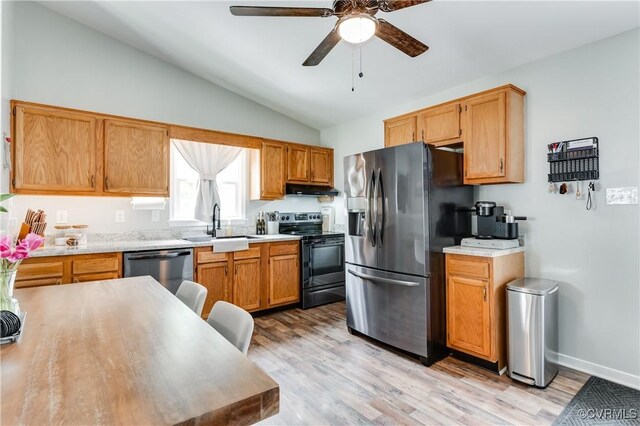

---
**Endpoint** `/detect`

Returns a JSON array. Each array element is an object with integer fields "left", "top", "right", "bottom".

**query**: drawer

[
  {"left": 72, "top": 255, "right": 120, "bottom": 275},
  {"left": 233, "top": 246, "right": 261, "bottom": 260},
  {"left": 269, "top": 242, "right": 299, "bottom": 256},
  {"left": 16, "top": 261, "right": 64, "bottom": 281},
  {"left": 447, "top": 256, "right": 490, "bottom": 279},
  {"left": 72, "top": 272, "right": 120, "bottom": 283},
  {"left": 197, "top": 250, "right": 228, "bottom": 264},
  {"left": 15, "top": 277, "right": 62, "bottom": 289}
]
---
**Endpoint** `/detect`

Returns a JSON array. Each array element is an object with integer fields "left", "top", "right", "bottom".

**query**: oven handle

[
  {"left": 348, "top": 269, "right": 420, "bottom": 287},
  {"left": 309, "top": 242, "right": 344, "bottom": 248}
]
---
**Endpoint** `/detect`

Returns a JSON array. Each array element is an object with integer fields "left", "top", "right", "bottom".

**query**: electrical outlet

[
  {"left": 56, "top": 210, "right": 68, "bottom": 224},
  {"left": 151, "top": 210, "right": 160, "bottom": 222},
  {"left": 606, "top": 187, "right": 638, "bottom": 205},
  {"left": 115, "top": 210, "right": 125, "bottom": 223}
]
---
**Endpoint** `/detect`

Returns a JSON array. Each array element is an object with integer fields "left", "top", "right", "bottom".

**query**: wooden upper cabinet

[
  {"left": 287, "top": 145, "right": 309, "bottom": 183},
  {"left": 463, "top": 86, "right": 524, "bottom": 184},
  {"left": 309, "top": 148, "right": 333, "bottom": 185},
  {"left": 12, "top": 105, "right": 97, "bottom": 194},
  {"left": 251, "top": 140, "right": 285, "bottom": 200},
  {"left": 384, "top": 115, "right": 416, "bottom": 147},
  {"left": 417, "top": 103, "right": 462, "bottom": 145},
  {"left": 103, "top": 120, "right": 169, "bottom": 196},
  {"left": 447, "top": 275, "right": 491, "bottom": 358}
]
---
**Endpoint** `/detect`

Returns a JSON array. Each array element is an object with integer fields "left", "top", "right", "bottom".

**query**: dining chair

[
  {"left": 207, "top": 301, "right": 254, "bottom": 355},
  {"left": 175, "top": 280, "right": 207, "bottom": 317}
]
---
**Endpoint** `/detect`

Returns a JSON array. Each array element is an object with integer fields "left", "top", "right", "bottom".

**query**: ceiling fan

[{"left": 230, "top": 1, "right": 430, "bottom": 66}]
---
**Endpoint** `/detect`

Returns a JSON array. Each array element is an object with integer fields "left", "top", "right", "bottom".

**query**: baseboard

[{"left": 558, "top": 353, "right": 640, "bottom": 390}]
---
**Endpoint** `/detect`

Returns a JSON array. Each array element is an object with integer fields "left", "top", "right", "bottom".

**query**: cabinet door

[
  {"left": 233, "top": 258, "right": 261, "bottom": 311},
  {"left": 104, "top": 120, "right": 169, "bottom": 196},
  {"left": 260, "top": 141, "right": 286, "bottom": 199},
  {"left": 309, "top": 148, "right": 332, "bottom": 185},
  {"left": 287, "top": 145, "right": 309, "bottom": 183},
  {"left": 417, "top": 103, "right": 461, "bottom": 145},
  {"left": 447, "top": 275, "right": 491, "bottom": 358},
  {"left": 463, "top": 91, "right": 506, "bottom": 180},
  {"left": 197, "top": 262, "right": 229, "bottom": 319},
  {"left": 269, "top": 254, "right": 300, "bottom": 307},
  {"left": 13, "top": 106, "right": 97, "bottom": 193},
  {"left": 384, "top": 116, "right": 416, "bottom": 147}
]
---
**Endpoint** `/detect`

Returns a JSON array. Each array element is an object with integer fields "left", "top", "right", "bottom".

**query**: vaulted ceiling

[{"left": 40, "top": 1, "right": 640, "bottom": 129}]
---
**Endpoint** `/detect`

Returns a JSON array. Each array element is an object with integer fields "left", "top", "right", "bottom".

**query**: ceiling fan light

[{"left": 337, "top": 14, "right": 377, "bottom": 44}]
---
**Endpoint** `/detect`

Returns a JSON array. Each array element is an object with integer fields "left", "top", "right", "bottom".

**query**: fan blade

[
  {"left": 379, "top": 1, "right": 430, "bottom": 13},
  {"left": 230, "top": 6, "right": 334, "bottom": 17},
  {"left": 303, "top": 29, "right": 342, "bottom": 66},
  {"left": 376, "top": 19, "right": 428, "bottom": 57}
]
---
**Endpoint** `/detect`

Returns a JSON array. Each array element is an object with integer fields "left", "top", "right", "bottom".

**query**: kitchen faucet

[{"left": 207, "top": 203, "right": 221, "bottom": 236}]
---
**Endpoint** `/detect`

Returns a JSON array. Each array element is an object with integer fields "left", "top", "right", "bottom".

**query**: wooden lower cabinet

[
  {"left": 197, "top": 261, "right": 230, "bottom": 319},
  {"left": 194, "top": 241, "right": 300, "bottom": 315},
  {"left": 16, "top": 252, "right": 122, "bottom": 288},
  {"left": 233, "top": 258, "right": 262, "bottom": 311},
  {"left": 269, "top": 254, "right": 299, "bottom": 307},
  {"left": 447, "top": 275, "right": 491, "bottom": 358},
  {"left": 446, "top": 252, "right": 524, "bottom": 371}
]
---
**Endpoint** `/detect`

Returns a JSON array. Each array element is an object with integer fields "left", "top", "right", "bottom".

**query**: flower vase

[{"left": 0, "top": 270, "right": 19, "bottom": 314}]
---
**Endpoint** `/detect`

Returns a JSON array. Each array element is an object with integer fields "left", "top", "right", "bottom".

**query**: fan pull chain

[
  {"left": 351, "top": 48, "right": 355, "bottom": 92},
  {"left": 359, "top": 46, "right": 364, "bottom": 78}
]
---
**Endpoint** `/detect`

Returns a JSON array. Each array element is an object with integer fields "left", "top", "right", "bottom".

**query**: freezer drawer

[{"left": 346, "top": 263, "right": 428, "bottom": 357}]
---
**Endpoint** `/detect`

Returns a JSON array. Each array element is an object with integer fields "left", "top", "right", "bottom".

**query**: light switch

[
  {"left": 115, "top": 210, "right": 125, "bottom": 223},
  {"left": 56, "top": 210, "right": 68, "bottom": 224},
  {"left": 606, "top": 187, "right": 638, "bottom": 205},
  {"left": 151, "top": 210, "right": 160, "bottom": 222}
]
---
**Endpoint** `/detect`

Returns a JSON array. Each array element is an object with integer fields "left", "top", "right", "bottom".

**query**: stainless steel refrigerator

[{"left": 344, "top": 142, "right": 472, "bottom": 365}]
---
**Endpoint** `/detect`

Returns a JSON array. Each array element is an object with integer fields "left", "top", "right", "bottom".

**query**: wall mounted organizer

[{"left": 547, "top": 137, "right": 599, "bottom": 183}]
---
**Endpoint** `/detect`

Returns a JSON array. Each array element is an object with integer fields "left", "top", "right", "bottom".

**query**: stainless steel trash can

[{"left": 507, "top": 278, "right": 559, "bottom": 388}]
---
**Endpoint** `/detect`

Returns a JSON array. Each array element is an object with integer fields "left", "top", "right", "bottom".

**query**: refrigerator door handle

[
  {"left": 369, "top": 170, "right": 377, "bottom": 247},
  {"left": 348, "top": 269, "right": 420, "bottom": 287},
  {"left": 377, "top": 169, "right": 385, "bottom": 247}
]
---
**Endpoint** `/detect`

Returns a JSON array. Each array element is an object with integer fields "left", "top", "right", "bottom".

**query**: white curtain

[{"left": 173, "top": 140, "right": 243, "bottom": 223}]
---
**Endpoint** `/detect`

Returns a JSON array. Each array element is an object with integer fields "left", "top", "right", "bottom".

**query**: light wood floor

[{"left": 249, "top": 302, "right": 589, "bottom": 425}]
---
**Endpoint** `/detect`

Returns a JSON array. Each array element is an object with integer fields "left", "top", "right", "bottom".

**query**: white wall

[
  {"left": 322, "top": 29, "right": 640, "bottom": 386},
  {"left": 2, "top": 2, "right": 322, "bottom": 233}
]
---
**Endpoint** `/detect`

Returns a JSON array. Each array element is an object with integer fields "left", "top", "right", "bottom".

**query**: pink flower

[
  {"left": 0, "top": 235, "right": 11, "bottom": 259},
  {"left": 7, "top": 247, "right": 27, "bottom": 263},
  {"left": 20, "top": 233, "right": 44, "bottom": 252}
]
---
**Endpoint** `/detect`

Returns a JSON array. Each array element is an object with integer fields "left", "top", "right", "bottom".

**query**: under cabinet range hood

[{"left": 286, "top": 184, "right": 339, "bottom": 197}]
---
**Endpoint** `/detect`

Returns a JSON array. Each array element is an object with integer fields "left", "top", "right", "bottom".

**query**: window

[{"left": 169, "top": 142, "right": 247, "bottom": 224}]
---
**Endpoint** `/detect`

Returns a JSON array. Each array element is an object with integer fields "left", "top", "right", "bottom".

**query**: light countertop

[
  {"left": 31, "top": 234, "right": 301, "bottom": 258},
  {"left": 443, "top": 245, "right": 526, "bottom": 258}
]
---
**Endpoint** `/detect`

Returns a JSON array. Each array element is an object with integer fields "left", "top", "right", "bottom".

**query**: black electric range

[{"left": 279, "top": 212, "right": 345, "bottom": 309}]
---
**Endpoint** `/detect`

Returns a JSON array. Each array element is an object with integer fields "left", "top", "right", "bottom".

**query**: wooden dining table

[{"left": 0, "top": 276, "right": 279, "bottom": 425}]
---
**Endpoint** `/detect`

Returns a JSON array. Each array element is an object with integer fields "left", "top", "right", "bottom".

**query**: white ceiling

[{"left": 40, "top": 1, "right": 639, "bottom": 129}]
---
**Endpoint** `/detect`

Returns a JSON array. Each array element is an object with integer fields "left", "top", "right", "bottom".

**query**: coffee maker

[{"left": 463, "top": 201, "right": 526, "bottom": 249}]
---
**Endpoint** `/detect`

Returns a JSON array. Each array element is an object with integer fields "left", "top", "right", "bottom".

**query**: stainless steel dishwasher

[{"left": 123, "top": 249, "right": 193, "bottom": 294}]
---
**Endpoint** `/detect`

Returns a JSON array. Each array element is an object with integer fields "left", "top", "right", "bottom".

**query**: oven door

[{"left": 303, "top": 238, "right": 345, "bottom": 289}]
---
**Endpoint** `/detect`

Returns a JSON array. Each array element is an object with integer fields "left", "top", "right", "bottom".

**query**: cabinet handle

[
  {"left": 224, "top": 265, "right": 228, "bottom": 275},
  {"left": 421, "top": 129, "right": 424, "bottom": 141},
  {"left": 56, "top": 279, "right": 62, "bottom": 285},
  {"left": 499, "top": 158, "right": 504, "bottom": 174},
  {"left": 105, "top": 177, "right": 110, "bottom": 190},
  {"left": 483, "top": 286, "right": 487, "bottom": 301},
  {"left": 412, "top": 131, "right": 415, "bottom": 141},
  {"left": 73, "top": 277, "right": 79, "bottom": 284},
  {"left": 90, "top": 175, "right": 95, "bottom": 188}
]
